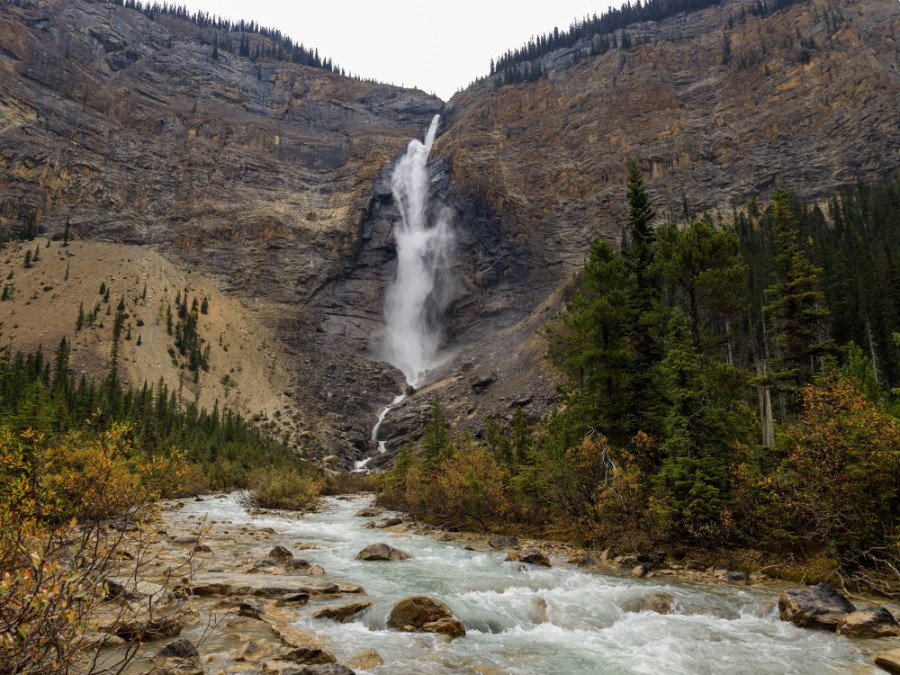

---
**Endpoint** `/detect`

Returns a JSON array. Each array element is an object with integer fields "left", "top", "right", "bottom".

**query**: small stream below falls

[{"left": 174, "top": 494, "right": 887, "bottom": 674}]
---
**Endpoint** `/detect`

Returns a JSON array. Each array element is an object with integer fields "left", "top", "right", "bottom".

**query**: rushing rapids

[{"left": 164, "top": 494, "right": 881, "bottom": 674}]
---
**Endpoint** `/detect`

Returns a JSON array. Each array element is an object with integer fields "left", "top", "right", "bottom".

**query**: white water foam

[{"left": 174, "top": 494, "right": 874, "bottom": 675}]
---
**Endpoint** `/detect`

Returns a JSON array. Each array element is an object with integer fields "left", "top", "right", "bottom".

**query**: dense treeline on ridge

[
  {"left": 3, "top": 0, "right": 343, "bottom": 75},
  {"left": 489, "top": 0, "right": 808, "bottom": 86},
  {"left": 383, "top": 170, "right": 900, "bottom": 595}
]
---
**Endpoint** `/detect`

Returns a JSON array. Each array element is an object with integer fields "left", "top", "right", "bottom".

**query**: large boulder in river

[
  {"left": 387, "top": 596, "right": 466, "bottom": 639},
  {"left": 778, "top": 583, "right": 856, "bottom": 631},
  {"left": 836, "top": 608, "right": 900, "bottom": 638},
  {"left": 355, "top": 543, "right": 411, "bottom": 561}
]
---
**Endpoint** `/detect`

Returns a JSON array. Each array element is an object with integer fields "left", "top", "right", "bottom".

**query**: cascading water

[
  {"left": 363, "top": 115, "right": 454, "bottom": 466},
  {"left": 382, "top": 114, "right": 454, "bottom": 389},
  {"left": 355, "top": 393, "right": 406, "bottom": 471}
]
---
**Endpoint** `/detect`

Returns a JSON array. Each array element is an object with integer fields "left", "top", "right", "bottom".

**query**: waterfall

[{"left": 382, "top": 114, "right": 454, "bottom": 388}]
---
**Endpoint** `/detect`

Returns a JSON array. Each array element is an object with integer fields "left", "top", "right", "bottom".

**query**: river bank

[{"left": 91, "top": 492, "right": 899, "bottom": 674}]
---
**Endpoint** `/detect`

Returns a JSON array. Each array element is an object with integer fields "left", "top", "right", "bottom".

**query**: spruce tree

[
  {"left": 560, "top": 239, "right": 633, "bottom": 444},
  {"left": 763, "top": 189, "right": 836, "bottom": 414},
  {"left": 623, "top": 160, "right": 666, "bottom": 441}
]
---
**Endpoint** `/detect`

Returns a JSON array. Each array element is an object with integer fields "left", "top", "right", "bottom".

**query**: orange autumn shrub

[
  {"left": 433, "top": 438, "right": 512, "bottom": 529},
  {"left": 0, "top": 424, "right": 188, "bottom": 674},
  {"left": 775, "top": 372, "right": 900, "bottom": 583}
]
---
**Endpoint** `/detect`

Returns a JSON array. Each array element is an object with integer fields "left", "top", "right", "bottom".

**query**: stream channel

[{"left": 163, "top": 493, "right": 896, "bottom": 674}]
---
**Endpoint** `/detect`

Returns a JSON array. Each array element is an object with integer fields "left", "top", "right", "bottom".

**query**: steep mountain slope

[
  {"left": 0, "top": 0, "right": 442, "bottom": 462},
  {"left": 0, "top": 0, "right": 898, "bottom": 466},
  {"left": 372, "top": 0, "right": 900, "bottom": 453}
]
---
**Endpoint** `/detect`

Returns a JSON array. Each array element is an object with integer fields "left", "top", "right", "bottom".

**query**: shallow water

[{"left": 178, "top": 494, "right": 888, "bottom": 674}]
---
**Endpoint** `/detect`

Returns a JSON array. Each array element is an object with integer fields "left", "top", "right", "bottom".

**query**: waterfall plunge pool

[{"left": 176, "top": 494, "right": 887, "bottom": 674}]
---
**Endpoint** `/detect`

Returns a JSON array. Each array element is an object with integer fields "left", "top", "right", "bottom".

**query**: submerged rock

[
  {"left": 620, "top": 592, "right": 679, "bottom": 615},
  {"left": 348, "top": 649, "right": 383, "bottom": 670},
  {"left": 387, "top": 596, "right": 466, "bottom": 639},
  {"left": 355, "top": 543, "right": 411, "bottom": 561},
  {"left": 778, "top": 583, "right": 856, "bottom": 631}
]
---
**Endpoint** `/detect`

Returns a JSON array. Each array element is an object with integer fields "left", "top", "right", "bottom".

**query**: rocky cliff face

[{"left": 1, "top": 0, "right": 898, "bottom": 467}]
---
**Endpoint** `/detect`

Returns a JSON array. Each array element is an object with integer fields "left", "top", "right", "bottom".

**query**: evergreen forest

[{"left": 384, "top": 169, "right": 900, "bottom": 594}]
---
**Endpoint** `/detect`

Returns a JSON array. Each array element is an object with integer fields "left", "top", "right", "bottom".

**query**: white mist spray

[{"left": 382, "top": 114, "right": 454, "bottom": 388}]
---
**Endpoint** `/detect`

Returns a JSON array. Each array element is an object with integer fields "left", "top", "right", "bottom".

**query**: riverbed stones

[
  {"left": 348, "top": 649, "right": 383, "bottom": 670},
  {"left": 282, "top": 647, "right": 337, "bottom": 665},
  {"left": 112, "top": 609, "right": 193, "bottom": 642},
  {"left": 355, "top": 542, "right": 411, "bottom": 561},
  {"left": 262, "top": 661, "right": 352, "bottom": 675},
  {"left": 488, "top": 535, "right": 519, "bottom": 549},
  {"left": 249, "top": 558, "right": 286, "bottom": 573},
  {"left": 631, "top": 563, "right": 653, "bottom": 578},
  {"left": 875, "top": 649, "right": 900, "bottom": 673},
  {"left": 191, "top": 573, "right": 340, "bottom": 597},
  {"left": 621, "top": 592, "right": 678, "bottom": 615},
  {"left": 567, "top": 554, "right": 600, "bottom": 567},
  {"left": 836, "top": 608, "right": 900, "bottom": 638},
  {"left": 716, "top": 570, "right": 747, "bottom": 584},
  {"left": 238, "top": 599, "right": 266, "bottom": 620},
  {"left": 314, "top": 601, "right": 372, "bottom": 623},
  {"left": 276, "top": 592, "right": 310, "bottom": 606},
  {"left": 156, "top": 638, "right": 199, "bottom": 658},
  {"left": 387, "top": 596, "right": 466, "bottom": 639},
  {"left": 375, "top": 517, "right": 403, "bottom": 528},
  {"left": 269, "top": 545, "right": 295, "bottom": 561},
  {"left": 778, "top": 583, "right": 856, "bottom": 631},
  {"left": 506, "top": 549, "right": 551, "bottom": 567}
]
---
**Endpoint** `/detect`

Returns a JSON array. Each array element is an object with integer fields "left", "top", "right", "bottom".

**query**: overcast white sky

[{"left": 175, "top": 1, "right": 618, "bottom": 100}]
